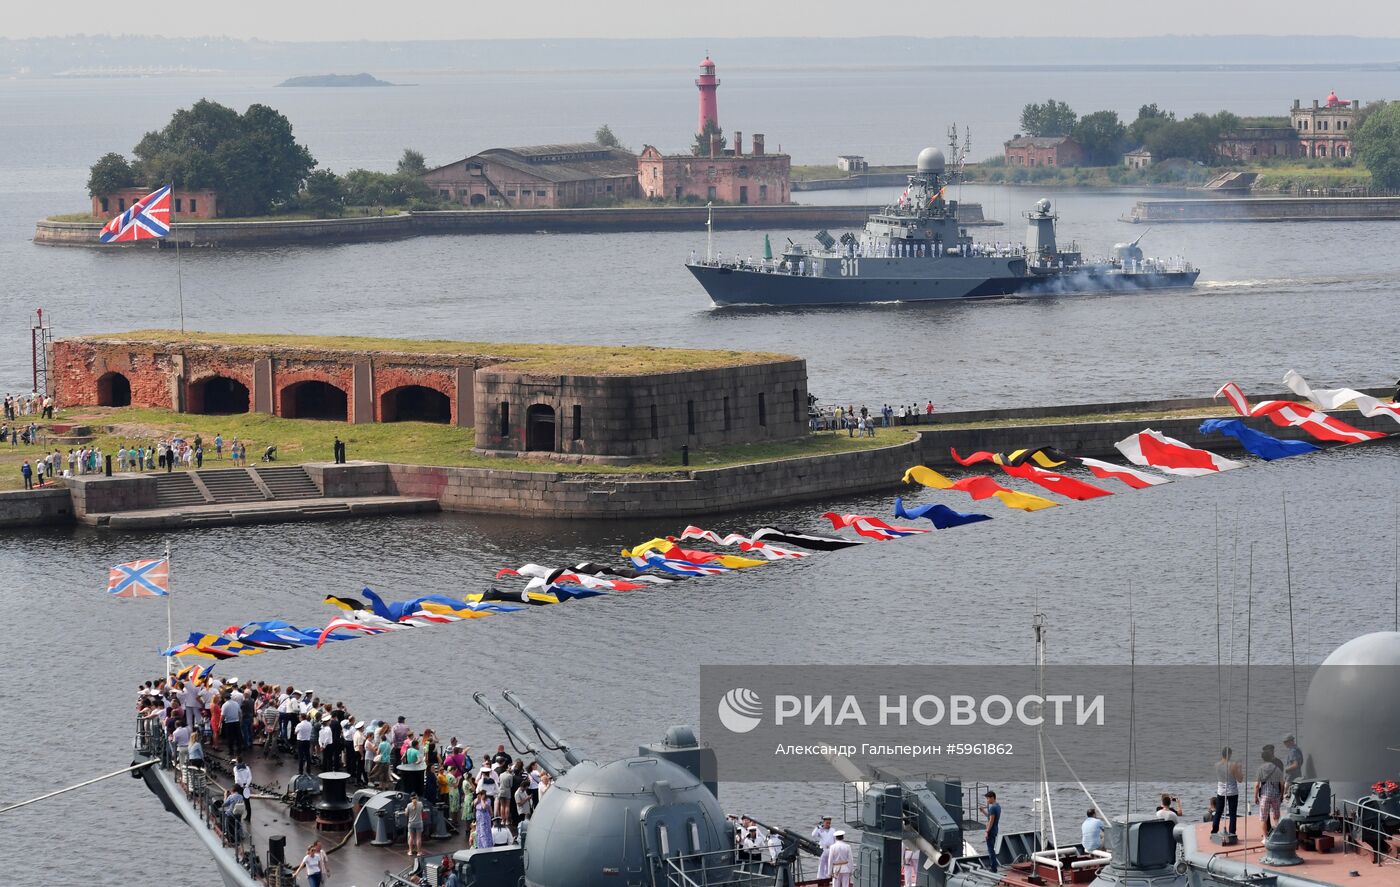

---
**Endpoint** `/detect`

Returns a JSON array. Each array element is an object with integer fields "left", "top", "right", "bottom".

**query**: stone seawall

[
  {"left": 35, "top": 202, "right": 999, "bottom": 247},
  {"left": 35, "top": 205, "right": 876, "bottom": 248},
  {"left": 299, "top": 437, "right": 920, "bottom": 519},
  {"left": 1125, "top": 196, "right": 1400, "bottom": 224},
  {"left": 0, "top": 488, "right": 73, "bottom": 528}
]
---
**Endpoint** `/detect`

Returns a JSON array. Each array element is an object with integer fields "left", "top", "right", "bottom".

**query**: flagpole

[
  {"left": 172, "top": 186, "right": 185, "bottom": 334},
  {"left": 165, "top": 540, "right": 173, "bottom": 681}
]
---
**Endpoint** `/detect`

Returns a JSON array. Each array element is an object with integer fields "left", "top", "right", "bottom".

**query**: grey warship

[
  {"left": 686, "top": 149, "right": 1199, "bottom": 307},
  {"left": 128, "top": 632, "right": 1399, "bottom": 887}
]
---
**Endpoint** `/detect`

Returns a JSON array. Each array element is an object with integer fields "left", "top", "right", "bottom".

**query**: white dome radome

[
  {"left": 916, "top": 147, "right": 946, "bottom": 173},
  {"left": 1301, "top": 631, "right": 1400, "bottom": 805}
]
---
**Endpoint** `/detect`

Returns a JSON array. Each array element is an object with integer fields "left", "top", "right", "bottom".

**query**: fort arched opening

[
  {"left": 189, "top": 375, "right": 250, "bottom": 415},
  {"left": 281, "top": 380, "right": 348, "bottom": 421},
  {"left": 381, "top": 385, "right": 451, "bottom": 423},
  {"left": 96, "top": 371, "right": 131, "bottom": 407},
  {"left": 525, "top": 404, "right": 557, "bottom": 451}
]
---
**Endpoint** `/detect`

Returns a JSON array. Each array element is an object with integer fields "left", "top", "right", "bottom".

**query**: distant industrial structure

[
  {"left": 1291, "top": 92, "right": 1359, "bottom": 158},
  {"left": 1216, "top": 92, "right": 1360, "bottom": 161},
  {"left": 419, "top": 144, "right": 640, "bottom": 209},
  {"left": 638, "top": 56, "right": 790, "bottom": 205},
  {"left": 422, "top": 56, "right": 789, "bottom": 209}
]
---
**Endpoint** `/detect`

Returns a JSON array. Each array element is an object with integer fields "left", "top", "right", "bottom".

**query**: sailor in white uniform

[
  {"left": 812, "top": 815, "right": 836, "bottom": 878},
  {"left": 829, "top": 830, "right": 854, "bottom": 887},
  {"left": 902, "top": 844, "right": 920, "bottom": 885}
]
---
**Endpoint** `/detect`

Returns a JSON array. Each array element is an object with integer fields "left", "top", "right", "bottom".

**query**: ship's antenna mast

[
  {"left": 1243, "top": 543, "right": 1255, "bottom": 856},
  {"left": 1034, "top": 611, "right": 1064, "bottom": 884}
]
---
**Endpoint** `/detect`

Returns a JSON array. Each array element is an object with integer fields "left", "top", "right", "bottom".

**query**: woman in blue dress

[{"left": 475, "top": 789, "right": 494, "bottom": 848}]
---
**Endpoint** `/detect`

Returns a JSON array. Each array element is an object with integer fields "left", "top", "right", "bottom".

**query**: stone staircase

[
  {"left": 251, "top": 466, "right": 321, "bottom": 499},
  {"left": 196, "top": 469, "right": 266, "bottom": 503},
  {"left": 151, "top": 473, "right": 208, "bottom": 508}
]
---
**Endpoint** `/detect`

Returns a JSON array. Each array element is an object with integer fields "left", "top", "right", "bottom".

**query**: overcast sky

[{"left": 7, "top": 0, "right": 1400, "bottom": 40}]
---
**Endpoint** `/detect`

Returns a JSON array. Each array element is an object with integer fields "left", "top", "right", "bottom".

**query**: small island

[{"left": 276, "top": 72, "right": 397, "bottom": 88}]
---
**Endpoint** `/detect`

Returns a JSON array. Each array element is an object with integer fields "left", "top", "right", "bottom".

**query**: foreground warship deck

[{"left": 133, "top": 632, "right": 1400, "bottom": 887}]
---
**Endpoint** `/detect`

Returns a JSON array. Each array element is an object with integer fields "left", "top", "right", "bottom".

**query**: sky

[{"left": 6, "top": 0, "right": 1400, "bottom": 41}]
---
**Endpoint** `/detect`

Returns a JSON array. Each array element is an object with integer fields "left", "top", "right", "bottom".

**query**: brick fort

[{"left": 52, "top": 333, "right": 809, "bottom": 462}]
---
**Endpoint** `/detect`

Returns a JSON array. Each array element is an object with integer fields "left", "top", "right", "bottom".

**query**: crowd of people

[
  {"left": 136, "top": 675, "right": 553, "bottom": 865},
  {"left": 4, "top": 391, "right": 54, "bottom": 420},
  {"left": 17, "top": 431, "right": 255, "bottom": 489},
  {"left": 811, "top": 401, "right": 937, "bottom": 435}
]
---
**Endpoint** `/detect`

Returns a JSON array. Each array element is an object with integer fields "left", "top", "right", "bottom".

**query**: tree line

[
  {"left": 1016, "top": 96, "right": 1400, "bottom": 186},
  {"left": 86, "top": 99, "right": 444, "bottom": 217},
  {"left": 1017, "top": 98, "right": 1241, "bottom": 165}
]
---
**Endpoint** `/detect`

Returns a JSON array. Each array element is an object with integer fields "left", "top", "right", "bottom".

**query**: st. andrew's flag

[
  {"left": 107, "top": 558, "right": 170, "bottom": 597},
  {"left": 98, "top": 184, "right": 172, "bottom": 243}
]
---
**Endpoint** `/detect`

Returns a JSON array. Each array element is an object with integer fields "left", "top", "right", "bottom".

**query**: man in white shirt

[
  {"left": 491, "top": 817, "right": 513, "bottom": 846},
  {"left": 812, "top": 816, "right": 836, "bottom": 879},
  {"left": 295, "top": 714, "right": 315, "bottom": 775},
  {"left": 1155, "top": 794, "right": 1182, "bottom": 824},
  {"left": 766, "top": 829, "right": 784, "bottom": 863},
  {"left": 828, "top": 830, "right": 853, "bottom": 887},
  {"left": 318, "top": 715, "right": 334, "bottom": 772},
  {"left": 232, "top": 758, "right": 253, "bottom": 820}
]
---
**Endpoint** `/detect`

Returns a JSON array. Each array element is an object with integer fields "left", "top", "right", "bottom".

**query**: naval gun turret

[{"left": 472, "top": 691, "right": 738, "bottom": 887}]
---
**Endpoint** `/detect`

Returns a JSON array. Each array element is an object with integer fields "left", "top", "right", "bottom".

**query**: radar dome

[
  {"left": 916, "top": 147, "right": 946, "bottom": 173},
  {"left": 1300, "top": 631, "right": 1400, "bottom": 804},
  {"left": 523, "top": 755, "right": 733, "bottom": 887}
]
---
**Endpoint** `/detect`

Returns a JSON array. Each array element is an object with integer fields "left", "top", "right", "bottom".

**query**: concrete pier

[{"left": 1125, "top": 196, "right": 1400, "bottom": 223}]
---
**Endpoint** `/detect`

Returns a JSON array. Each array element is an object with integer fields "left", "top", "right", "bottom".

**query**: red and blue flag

[
  {"left": 107, "top": 558, "right": 170, "bottom": 597},
  {"left": 98, "top": 184, "right": 172, "bottom": 243}
]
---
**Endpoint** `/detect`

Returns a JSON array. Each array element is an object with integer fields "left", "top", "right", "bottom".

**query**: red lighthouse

[{"left": 695, "top": 56, "right": 720, "bottom": 135}]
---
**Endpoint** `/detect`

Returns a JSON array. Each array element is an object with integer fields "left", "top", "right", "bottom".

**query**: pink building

[
  {"left": 92, "top": 187, "right": 220, "bottom": 219},
  {"left": 636, "top": 57, "right": 790, "bottom": 205}
]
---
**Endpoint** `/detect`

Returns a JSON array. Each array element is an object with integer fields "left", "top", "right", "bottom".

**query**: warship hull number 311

[{"left": 686, "top": 147, "right": 1199, "bottom": 307}]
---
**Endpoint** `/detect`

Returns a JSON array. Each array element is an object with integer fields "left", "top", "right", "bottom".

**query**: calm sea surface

[{"left": 0, "top": 67, "right": 1397, "bottom": 884}]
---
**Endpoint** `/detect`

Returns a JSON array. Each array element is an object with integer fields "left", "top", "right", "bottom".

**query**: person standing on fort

[
  {"left": 20, "top": 459, "right": 31, "bottom": 490},
  {"left": 214, "top": 433, "right": 223, "bottom": 460},
  {"left": 925, "top": 401, "right": 935, "bottom": 422}
]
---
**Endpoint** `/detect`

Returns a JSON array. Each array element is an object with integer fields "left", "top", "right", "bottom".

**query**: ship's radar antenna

[{"left": 946, "top": 123, "right": 971, "bottom": 182}]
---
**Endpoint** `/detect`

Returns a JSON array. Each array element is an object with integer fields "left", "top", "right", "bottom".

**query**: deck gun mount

[{"left": 473, "top": 691, "right": 735, "bottom": 887}]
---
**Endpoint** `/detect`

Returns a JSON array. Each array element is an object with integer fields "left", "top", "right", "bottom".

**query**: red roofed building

[{"left": 1004, "top": 135, "right": 1084, "bottom": 168}]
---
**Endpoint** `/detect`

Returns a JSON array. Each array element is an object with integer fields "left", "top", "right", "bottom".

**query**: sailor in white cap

[
  {"left": 812, "top": 815, "right": 836, "bottom": 878},
  {"left": 318, "top": 714, "right": 335, "bottom": 772},
  {"left": 828, "top": 829, "right": 853, "bottom": 887}
]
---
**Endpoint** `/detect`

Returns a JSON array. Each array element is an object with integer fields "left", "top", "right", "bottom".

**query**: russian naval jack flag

[{"left": 98, "top": 184, "right": 172, "bottom": 243}]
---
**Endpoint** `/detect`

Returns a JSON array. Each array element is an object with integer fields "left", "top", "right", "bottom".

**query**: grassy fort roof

[{"left": 73, "top": 330, "right": 795, "bottom": 376}]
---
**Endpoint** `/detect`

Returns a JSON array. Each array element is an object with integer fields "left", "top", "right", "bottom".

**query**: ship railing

[
  {"left": 658, "top": 848, "right": 782, "bottom": 887},
  {"left": 690, "top": 255, "right": 817, "bottom": 277},
  {"left": 135, "top": 717, "right": 264, "bottom": 880},
  {"left": 1339, "top": 798, "right": 1400, "bottom": 869}
]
